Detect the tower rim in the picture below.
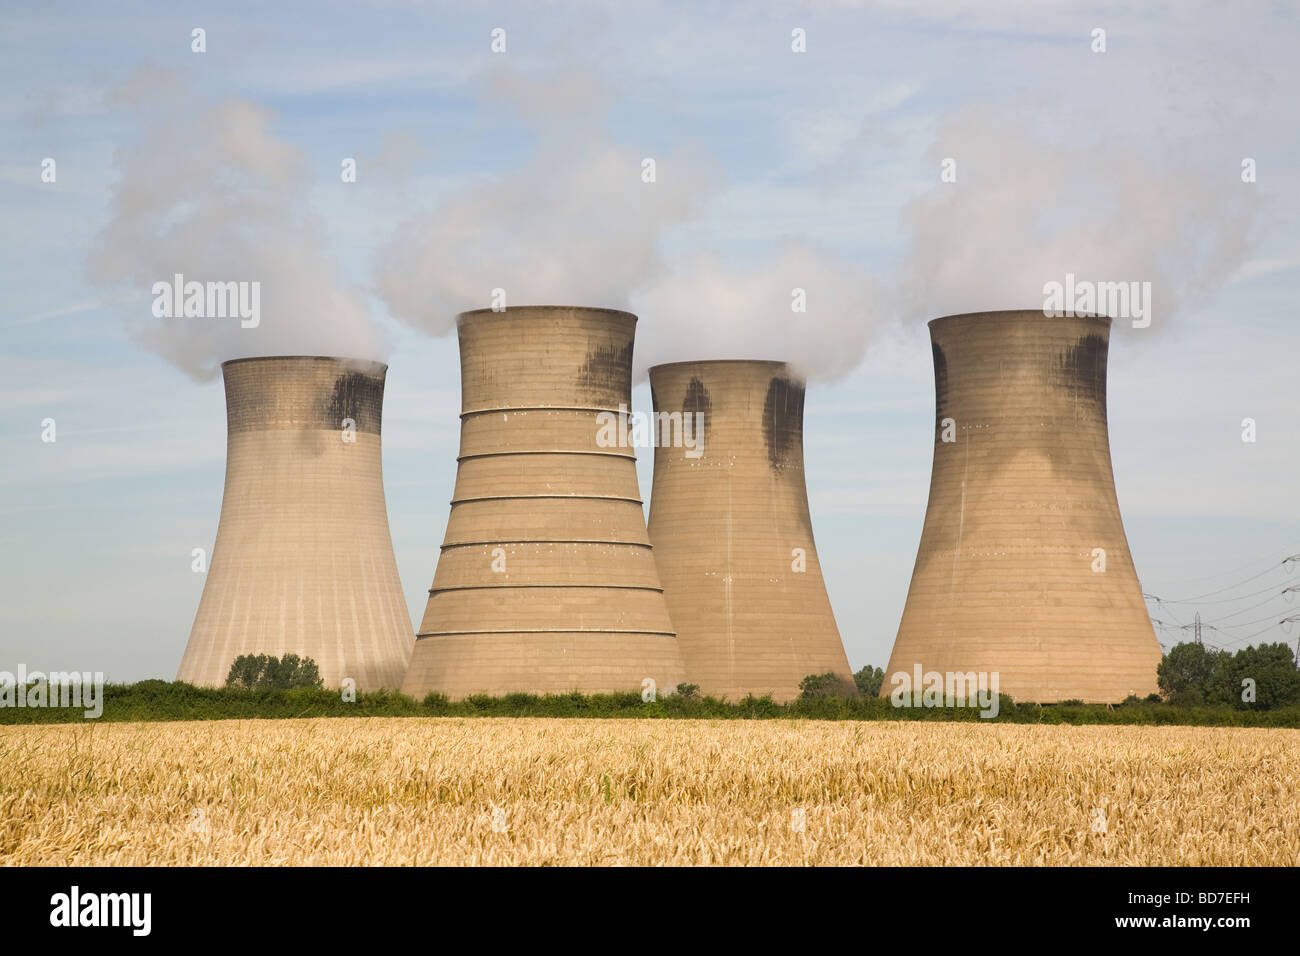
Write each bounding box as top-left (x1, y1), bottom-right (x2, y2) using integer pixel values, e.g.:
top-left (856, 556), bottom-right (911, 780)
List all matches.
top-left (456, 305), bottom-right (638, 324)
top-left (220, 355), bottom-right (388, 373)
top-left (928, 309), bottom-right (1112, 330)
top-left (650, 359), bottom-right (795, 373)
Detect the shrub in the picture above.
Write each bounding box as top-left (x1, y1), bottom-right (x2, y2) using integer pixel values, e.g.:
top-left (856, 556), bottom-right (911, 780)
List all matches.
top-left (2, 675), bottom-right (1297, 727)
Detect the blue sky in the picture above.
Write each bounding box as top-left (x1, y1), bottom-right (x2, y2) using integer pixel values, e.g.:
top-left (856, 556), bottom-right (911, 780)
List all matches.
top-left (2, 0), bottom-right (1298, 681)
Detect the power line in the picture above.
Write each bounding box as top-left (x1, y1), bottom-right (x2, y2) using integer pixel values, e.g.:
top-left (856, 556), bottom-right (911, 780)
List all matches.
top-left (1154, 554), bottom-right (1298, 603)
top-left (1141, 550), bottom-right (1292, 589)
top-left (1212, 616), bottom-right (1300, 650)
top-left (1155, 580), bottom-right (1299, 607)
top-left (1145, 594), bottom-right (1191, 630)
top-left (1210, 609), bottom-right (1299, 630)
top-left (1196, 585), bottom-right (1300, 624)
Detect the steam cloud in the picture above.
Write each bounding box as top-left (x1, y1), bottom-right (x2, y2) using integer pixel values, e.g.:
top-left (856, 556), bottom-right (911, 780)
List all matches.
top-left (91, 70), bottom-right (1254, 385)
top-left (631, 245), bottom-right (882, 381)
top-left (376, 70), bottom-right (715, 338)
top-left (895, 104), bottom-right (1258, 329)
top-left (88, 71), bottom-right (381, 380)
top-left (375, 70), bottom-right (885, 382)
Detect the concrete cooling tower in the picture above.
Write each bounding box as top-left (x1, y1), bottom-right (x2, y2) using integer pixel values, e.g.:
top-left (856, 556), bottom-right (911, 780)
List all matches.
top-left (401, 306), bottom-right (685, 699)
top-left (882, 311), bottom-right (1161, 703)
top-left (177, 356), bottom-right (413, 690)
top-left (646, 360), bottom-right (854, 702)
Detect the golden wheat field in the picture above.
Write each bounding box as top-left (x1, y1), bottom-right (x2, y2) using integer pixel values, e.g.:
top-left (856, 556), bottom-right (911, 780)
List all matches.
top-left (1, 718), bottom-right (1297, 866)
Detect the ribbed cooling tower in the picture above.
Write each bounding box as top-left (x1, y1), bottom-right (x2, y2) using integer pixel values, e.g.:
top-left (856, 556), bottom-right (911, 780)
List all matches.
top-left (401, 306), bottom-right (685, 699)
top-left (177, 356), bottom-right (413, 690)
top-left (883, 311), bottom-right (1161, 703)
top-left (646, 360), bottom-right (854, 702)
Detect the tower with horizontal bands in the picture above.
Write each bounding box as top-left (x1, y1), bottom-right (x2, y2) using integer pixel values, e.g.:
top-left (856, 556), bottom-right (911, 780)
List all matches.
top-left (402, 306), bottom-right (685, 699)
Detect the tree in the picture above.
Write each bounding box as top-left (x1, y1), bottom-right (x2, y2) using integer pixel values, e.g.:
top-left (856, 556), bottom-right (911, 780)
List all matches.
top-left (225, 653), bottom-right (269, 689)
top-left (853, 665), bottom-right (884, 697)
top-left (225, 653), bottom-right (323, 690)
top-left (1158, 641), bottom-right (1300, 710)
top-left (1156, 641), bottom-right (1224, 705)
top-left (1208, 642), bottom-right (1300, 710)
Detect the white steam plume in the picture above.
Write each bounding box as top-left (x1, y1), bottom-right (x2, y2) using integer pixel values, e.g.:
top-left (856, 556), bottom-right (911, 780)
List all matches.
top-left (376, 69), bottom-right (885, 382)
top-left (631, 244), bottom-right (882, 382)
top-left (896, 104), bottom-right (1258, 328)
top-left (375, 69), bottom-right (716, 335)
top-left (88, 70), bottom-right (382, 380)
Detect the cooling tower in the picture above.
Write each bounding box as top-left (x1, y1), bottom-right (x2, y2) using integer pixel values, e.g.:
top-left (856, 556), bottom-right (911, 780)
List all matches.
top-left (883, 311), bottom-right (1161, 703)
top-left (177, 356), bottom-right (413, 690)
top-left (401, 306), bottom-right (685, 699)
top-left (646, 360), bottom-right (854, 702)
